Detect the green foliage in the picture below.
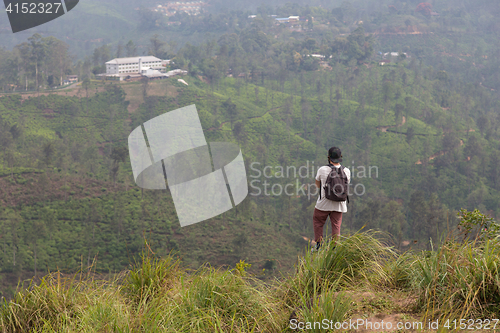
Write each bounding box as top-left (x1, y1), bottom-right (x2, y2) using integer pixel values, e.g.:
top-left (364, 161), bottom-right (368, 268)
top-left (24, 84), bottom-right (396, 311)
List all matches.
top-left (457, 208), bottom-right (500, 242)
top-left (234, 259), bottom-right (251, 277)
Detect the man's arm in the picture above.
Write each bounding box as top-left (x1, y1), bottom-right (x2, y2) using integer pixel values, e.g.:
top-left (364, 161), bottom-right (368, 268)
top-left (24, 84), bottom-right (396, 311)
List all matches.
top-left (315, 179), bottom-right (321, 188)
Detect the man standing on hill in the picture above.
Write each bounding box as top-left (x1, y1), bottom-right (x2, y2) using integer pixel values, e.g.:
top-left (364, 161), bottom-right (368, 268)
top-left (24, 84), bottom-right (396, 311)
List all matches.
top-left (312, 147), bottom-right (351, 252)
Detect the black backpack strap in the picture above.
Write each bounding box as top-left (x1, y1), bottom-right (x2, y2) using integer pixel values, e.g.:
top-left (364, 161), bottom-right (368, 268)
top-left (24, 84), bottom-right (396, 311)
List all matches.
top-left (320, 165), bottom-right (333, 200)
top-left (340, 165), bottom-right (349, 204)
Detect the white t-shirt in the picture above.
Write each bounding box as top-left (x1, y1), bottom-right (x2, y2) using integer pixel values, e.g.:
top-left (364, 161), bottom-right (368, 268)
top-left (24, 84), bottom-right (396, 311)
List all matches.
top-left (315, 165), bottom-right (351, 212)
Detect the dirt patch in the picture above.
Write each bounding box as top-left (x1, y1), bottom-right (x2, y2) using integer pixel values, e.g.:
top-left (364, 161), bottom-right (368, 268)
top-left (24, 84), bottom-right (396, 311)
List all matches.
top-left (376, 116), bottom-right (406, 132)
top-left (197, 75), bottom-right (209, 83)
top-left (415, 139), bottom-right (464, 164)
top-left (42, 108), bottom-right (55, 119)
top-left (350, 313), bottom-right (422, 332)
top-left (121, 81), bottom-right (179, 113)
top-left (343, 290), bottom-right (420, 332)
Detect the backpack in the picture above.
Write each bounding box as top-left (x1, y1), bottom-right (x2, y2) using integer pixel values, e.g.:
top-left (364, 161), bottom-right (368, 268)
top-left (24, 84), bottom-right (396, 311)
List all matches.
top-left (321, 165), bottom-right (349, 203)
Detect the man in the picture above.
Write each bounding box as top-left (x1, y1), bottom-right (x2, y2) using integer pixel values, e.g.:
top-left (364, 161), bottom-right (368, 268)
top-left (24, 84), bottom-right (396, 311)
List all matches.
top-left (312, 147), bottom-right (351, 252)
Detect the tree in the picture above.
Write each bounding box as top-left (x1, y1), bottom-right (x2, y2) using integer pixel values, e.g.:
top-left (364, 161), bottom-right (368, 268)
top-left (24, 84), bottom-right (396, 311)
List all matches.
top-left (138, 7), bottom-right (165, 30)
top-left (110, 147), bottom-right (128, 184)
top-left (125, 40), bottom-right (137, 57)
top-left (307, 16), bottom-right (313, 30)
top-left (92, 45), bottom-right (110, 74)
top-left (415, 3), bottom-right (432, 16)
top-left (442, 132), bottom-right (460, 152)
top-left (436, 70), bottom-right (448, 82)
top-left (0, 55), bottom-right (19, 90)
top-left (222, 98), bottom-right (238, 130)
top-left (488, 151), bottom-right (500, 189)
top-left (301, 98), bottom-right (311, 138)
top-left (406, 126), bottom-right (415, 144)
top-left (395, 103), bottom-right (404, 124)
top-left (141, 77), bottom-right (149, 101)
top-left (25, 218), bottom-right (46, 277)
top-left (409, 190), bottom-right (428, 240)
top-left (45, 36), bottom-right (70, 86)
top-left (17, 34), bottom-right (48, 91)
top-left (149, 34), bottom-right (167, 59)
top-left (476, 114), bottom-right (489, 137)
top-left (382, 81), bottom-right (395, 114)
top-left (346, 26), bottom-right (373, 63)
top-left (380, 201), bottom-right (406, 248)
top-left (116, 41), bottom-right (124, 58)
top-left (28, 34), bottom-right (48, 90)
top-left (233, 121), bottom-right (246, 143)
top-left (464, 136), bottom-right (482, 160)
top-left (47, 75), bottom-right (55, 86)
top-left (43, 142), bottom-right (55, 166)
top-left (82, 78), bottom-right (91, 111)
top-left (336, 89), bottom-right (341, 108)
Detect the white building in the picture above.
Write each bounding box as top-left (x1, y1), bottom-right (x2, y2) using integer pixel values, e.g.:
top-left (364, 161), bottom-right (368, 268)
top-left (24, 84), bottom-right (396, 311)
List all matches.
top-left (383, 52), bottom-right (409, 58)
top-left (105, 56), bottom-right (164, 75)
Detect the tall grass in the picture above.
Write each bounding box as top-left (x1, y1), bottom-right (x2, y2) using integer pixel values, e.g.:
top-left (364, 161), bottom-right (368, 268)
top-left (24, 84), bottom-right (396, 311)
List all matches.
top-left (279, 230), bottom-right (396, 307)
top-left (121, 250), bottom-right (181, 305)
top-left (298, 287), bottom-right (351, 333)
top-left (138, 266), bottom-right (285, 332)
top-left (410, 239), bottom-right (500, 320)
top-left (0, 270), bottom-right (131, 333)
top-left (1, 231), bottom-right (499, 332)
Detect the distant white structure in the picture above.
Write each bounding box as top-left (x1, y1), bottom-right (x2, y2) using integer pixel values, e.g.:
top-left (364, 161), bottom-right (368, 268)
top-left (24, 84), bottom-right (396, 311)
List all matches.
top-left (304, 54), bottom-right (333, 60)
top-left (275, 15), bottom-right (301, 23)
top-left (141, 68), bottom-right (188, 80)
top-left (142, 69), bottom-right (168, 79)
top-left (105, 56), bottom-right (164, 75)
top-left (383, 52), bottom-right (408, 58)
top-left (66, 75), bottom-right (78, 83)
top-left (166, 69), bottom-right (188, 76)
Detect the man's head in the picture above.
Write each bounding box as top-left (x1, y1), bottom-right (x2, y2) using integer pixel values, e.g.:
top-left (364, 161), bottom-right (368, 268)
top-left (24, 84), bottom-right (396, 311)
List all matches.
top-left (328, 147), bottom-right (342, 164)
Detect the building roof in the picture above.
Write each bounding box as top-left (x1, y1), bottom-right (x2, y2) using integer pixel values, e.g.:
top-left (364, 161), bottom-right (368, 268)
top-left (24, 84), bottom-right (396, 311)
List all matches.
top-left (105, 56), bottom-right (162, 65)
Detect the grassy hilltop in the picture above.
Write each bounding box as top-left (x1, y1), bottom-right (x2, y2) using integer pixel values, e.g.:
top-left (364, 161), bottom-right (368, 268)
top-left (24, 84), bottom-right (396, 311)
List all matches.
top-left (2, 231), bottom-right (500, 332)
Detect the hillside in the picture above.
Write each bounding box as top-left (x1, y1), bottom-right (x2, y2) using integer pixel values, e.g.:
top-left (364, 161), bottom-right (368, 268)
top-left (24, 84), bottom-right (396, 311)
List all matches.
top-left (1, 51), bottom-right (499, 298)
